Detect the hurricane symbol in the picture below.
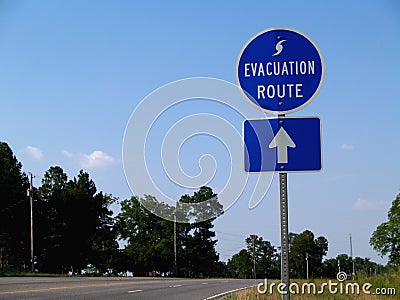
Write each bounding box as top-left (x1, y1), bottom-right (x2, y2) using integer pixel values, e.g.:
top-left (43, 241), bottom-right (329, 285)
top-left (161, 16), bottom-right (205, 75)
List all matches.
top-left (272, 39), bottom-right (286, 56)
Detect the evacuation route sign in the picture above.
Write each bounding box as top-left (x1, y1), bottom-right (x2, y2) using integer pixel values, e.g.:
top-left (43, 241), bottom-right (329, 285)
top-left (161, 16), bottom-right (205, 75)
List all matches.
top-left (243, 117), bottom-right (322, 172)
top-left (237, 28), bottom-right (325, 115)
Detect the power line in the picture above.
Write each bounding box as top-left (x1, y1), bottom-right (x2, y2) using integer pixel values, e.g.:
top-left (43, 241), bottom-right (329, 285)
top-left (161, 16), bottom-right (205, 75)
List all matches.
top-left (216, 246), bottom-right (245, 253)
top-left (215, 231), bottom-right (248, 238)
top-left (216, 236), bottom-right (245, 243)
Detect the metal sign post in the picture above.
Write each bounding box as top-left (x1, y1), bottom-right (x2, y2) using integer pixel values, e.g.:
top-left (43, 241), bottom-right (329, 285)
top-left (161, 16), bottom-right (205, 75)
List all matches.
top-left (279, 172), bottom-right (290, 299)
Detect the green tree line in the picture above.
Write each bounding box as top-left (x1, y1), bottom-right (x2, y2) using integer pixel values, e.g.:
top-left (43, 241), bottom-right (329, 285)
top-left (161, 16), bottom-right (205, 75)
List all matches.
top-left (226, 231), bottom-right (386, 279)
top-left (0, 142), bottom-right (223, 276)
top-left (0, 141), bottom-right (397, 277)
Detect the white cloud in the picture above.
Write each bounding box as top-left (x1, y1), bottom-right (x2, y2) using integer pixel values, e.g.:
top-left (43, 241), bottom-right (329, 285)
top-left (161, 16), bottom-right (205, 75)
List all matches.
top-left (341, 144), bottom-right (355, 151)
top-left (80, 151), bottom-right (118, 169)
top-left (22, 146), bottom-right (44, 160)
top-left (61, 150), bottom-right (74, 158)
top-left (354, 198), bottom-right (386, 210)
top-left (62, 150), bottom-right (119, 169)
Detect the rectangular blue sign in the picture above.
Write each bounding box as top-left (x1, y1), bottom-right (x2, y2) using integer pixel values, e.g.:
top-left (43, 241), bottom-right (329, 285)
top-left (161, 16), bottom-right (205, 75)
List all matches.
top-left (243, 117), bottom-right (322, 172)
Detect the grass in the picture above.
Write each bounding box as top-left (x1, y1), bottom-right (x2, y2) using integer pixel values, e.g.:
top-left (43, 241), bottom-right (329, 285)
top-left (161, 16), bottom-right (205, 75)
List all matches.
top-left (0, 271), bottom-right (65, 277)
top-left (225, 272), bottom-right (399, 300)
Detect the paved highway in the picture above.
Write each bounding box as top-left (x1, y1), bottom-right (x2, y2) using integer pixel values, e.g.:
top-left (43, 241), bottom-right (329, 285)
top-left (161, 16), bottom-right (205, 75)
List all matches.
top-left (0, 277), bottom-right (260, 299)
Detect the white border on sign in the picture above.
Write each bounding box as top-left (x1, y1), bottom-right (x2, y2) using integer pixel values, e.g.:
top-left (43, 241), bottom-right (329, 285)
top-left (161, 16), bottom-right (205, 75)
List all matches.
top-left (236, 27), bottom-right (326, 115)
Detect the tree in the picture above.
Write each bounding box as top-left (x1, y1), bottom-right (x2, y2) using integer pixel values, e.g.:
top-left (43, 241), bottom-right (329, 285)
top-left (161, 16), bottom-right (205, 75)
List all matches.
top-left (0, 142), bottom-right (29, 271)
top-left (178, 187), bottom-right (223, 277)
top-left (89, 192), bottom-right (119, 275)
top-left (322, 255), bottom-right (386, 278)
top-left (227, 249), bottom-right (252, 279)
top-left (370, 194), bottom-right (400, 267)
top-left (226, 235), bottom-right (278, 279)
top-left (115, 195), bottom-right (174, 276)
top-left (36, 167), bottom-right (118, 274)
top-left (35, 166), bottom-right (68, 273)
top-left (336, 253), bottom-right (352, 274)
top-left (289, 230), bottom-right (328, 278)
top-left (322, 258), bottom-right (339, 278)
top-left (353, 257), bottom-right (386, 276)
top-left (245, 235), bottom-right (278, 279)
top-left (116, 186), bottom-right (224, 278)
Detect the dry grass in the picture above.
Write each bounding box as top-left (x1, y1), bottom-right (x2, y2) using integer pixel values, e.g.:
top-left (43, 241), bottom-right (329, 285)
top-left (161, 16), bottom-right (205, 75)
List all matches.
top-left (225, 273), bottom-right (399, 300)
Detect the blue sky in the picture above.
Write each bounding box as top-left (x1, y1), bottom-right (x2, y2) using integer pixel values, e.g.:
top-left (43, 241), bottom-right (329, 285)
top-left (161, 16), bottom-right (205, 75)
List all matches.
top-left (1, 0), bottom-right (399, 265)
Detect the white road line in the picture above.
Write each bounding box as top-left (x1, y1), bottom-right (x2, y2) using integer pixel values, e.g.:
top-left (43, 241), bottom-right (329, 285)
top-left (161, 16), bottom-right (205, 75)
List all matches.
top-left (169, 284), bottom-right (183, 288)
top-left (204, 285), bottom-right (257, 300)
top-left (201, 282), bottom-right (209, 285)
top-left (128, 289), bottom-right (143, 293)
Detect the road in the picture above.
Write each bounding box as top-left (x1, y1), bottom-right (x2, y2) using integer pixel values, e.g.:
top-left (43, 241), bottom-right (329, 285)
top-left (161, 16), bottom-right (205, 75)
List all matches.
top-left (0, 277), bottom-right (260, 300)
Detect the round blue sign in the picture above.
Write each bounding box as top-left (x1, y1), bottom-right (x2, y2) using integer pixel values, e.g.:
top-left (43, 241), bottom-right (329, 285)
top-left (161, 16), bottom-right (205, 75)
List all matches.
top-left (236, 28), bottom-right (325, 114)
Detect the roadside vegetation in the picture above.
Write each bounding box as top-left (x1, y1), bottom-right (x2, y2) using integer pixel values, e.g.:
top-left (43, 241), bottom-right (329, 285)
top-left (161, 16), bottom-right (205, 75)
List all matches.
top-left (226, 270), bottom-right (399, 300)
top-left (0, 271), bottom-right (59, 277)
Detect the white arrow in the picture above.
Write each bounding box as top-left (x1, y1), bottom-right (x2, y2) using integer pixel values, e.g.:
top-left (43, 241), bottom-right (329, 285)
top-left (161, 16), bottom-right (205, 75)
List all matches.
top-left (269, 127), bottom-right (296, 164)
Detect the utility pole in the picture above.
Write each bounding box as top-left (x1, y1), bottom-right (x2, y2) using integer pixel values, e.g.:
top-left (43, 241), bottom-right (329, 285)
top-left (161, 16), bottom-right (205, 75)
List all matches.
top-left (306, 252), bottom-right (309, 280)
top-left (350, 234), bottom-right (355, 277)
top-left (28, 173), bottom-right (34, 273)
top-left (174, 214), bottom-right (177, 277)
top-left (252, 236), bottom-right (256, 279)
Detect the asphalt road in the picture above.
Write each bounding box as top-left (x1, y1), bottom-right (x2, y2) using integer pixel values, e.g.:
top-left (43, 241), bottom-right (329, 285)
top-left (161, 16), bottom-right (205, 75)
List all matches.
top-left (0, 277), bottom-right (260, 300)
